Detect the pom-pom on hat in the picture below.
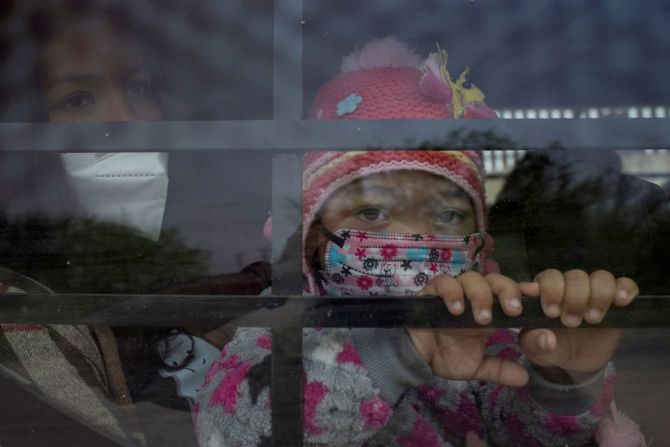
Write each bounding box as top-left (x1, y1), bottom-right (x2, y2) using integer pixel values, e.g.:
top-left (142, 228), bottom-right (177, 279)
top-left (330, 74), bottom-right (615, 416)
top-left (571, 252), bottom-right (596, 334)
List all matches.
top-left (303, 37), bottom-right (498, 292)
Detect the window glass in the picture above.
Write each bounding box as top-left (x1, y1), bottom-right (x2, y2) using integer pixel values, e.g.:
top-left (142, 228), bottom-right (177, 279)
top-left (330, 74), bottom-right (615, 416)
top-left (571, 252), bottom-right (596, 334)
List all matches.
top-left (0, 1), bottom-right (668, 447)
top-left (304, 0), bottom-right (670, 115)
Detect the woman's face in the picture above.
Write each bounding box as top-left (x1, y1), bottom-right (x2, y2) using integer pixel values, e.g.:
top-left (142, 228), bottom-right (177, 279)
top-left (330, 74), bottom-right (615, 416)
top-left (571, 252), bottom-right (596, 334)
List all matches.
top-left (42, 19), bottom-right (162, 122)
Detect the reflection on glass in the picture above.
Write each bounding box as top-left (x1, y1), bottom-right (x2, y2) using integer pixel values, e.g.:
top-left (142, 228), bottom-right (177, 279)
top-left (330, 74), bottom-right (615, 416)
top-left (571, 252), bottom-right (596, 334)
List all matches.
top-left (489, 148), bottom-right (670, 294)
top-left (303, 0), bottom-right (670, 115)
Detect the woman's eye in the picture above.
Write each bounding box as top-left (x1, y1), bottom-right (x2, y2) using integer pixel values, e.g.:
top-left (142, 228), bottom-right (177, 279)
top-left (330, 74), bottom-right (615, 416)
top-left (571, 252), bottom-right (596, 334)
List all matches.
top-left (357, 207), bottom-right (387, 222)
top-left (57, 93), bottom-right (94, 111)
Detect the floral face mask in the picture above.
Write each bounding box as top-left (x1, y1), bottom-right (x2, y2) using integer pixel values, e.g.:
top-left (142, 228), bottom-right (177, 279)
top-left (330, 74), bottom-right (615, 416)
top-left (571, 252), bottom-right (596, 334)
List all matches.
top-left (316, 229), bottom-right (485, 296)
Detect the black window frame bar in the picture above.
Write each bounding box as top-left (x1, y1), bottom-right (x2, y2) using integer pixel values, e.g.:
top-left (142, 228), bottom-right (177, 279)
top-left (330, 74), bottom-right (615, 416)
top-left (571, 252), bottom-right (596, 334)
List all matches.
top-left (1, 294), bottom-right (670, 329)
top-left (0, 119), bottom-right (669, 152)
top-left (271, 0), bottom-right (305, 443)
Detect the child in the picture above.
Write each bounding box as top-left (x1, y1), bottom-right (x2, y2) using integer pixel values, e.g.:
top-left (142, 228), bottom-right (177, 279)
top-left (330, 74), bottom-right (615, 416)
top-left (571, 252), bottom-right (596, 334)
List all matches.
top-left (195, 38), bottom-right (643, 446)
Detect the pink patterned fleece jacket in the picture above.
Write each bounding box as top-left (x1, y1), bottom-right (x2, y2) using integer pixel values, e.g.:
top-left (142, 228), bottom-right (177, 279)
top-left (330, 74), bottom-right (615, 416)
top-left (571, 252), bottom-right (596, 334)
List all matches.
top-left (195, 327), bottom-right (614, 446)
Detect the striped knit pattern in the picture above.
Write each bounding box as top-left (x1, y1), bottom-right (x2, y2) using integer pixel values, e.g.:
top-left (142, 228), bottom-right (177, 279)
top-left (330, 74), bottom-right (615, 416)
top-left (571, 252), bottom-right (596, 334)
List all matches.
top-left (303, 150), bottom-right (486, 230)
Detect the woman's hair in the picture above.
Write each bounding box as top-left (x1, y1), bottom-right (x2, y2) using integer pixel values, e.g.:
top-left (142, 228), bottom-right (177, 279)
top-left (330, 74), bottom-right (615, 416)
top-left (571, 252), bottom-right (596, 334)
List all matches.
top-left (0, 0), bottom-right (275, 121)
top-left (0, 0), bottom-right (140, 121)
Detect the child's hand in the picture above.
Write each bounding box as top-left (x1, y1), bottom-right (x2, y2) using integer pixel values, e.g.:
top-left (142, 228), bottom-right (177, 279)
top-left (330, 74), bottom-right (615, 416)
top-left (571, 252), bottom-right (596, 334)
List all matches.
top-left (518, 269), bottom-right (639, 378)
top-left (409, 272), bottom-right (530, 387)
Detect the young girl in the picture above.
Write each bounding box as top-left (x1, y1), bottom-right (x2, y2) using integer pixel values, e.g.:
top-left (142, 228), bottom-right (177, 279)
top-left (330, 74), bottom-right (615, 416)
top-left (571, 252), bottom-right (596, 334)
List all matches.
top-left (195, 38), bottom-right (643, 446)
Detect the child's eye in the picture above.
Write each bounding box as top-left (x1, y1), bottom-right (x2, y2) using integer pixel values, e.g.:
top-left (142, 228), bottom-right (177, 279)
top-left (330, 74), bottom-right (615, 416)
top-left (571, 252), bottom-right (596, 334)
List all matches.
top-left (434, 209), bottom-right (464, 225)
top-left (356, 206), bottom-right (388, 223)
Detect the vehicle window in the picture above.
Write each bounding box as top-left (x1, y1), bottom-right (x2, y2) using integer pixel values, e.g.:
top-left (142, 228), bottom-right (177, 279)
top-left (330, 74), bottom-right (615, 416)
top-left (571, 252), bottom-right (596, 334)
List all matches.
top-left (0, 1), bottom-right (668, 447)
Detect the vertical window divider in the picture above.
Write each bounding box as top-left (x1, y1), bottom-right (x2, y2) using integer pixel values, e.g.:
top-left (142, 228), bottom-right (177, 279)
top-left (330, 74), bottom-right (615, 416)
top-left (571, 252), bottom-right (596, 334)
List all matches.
top-left (271, 0), bottom-right (305, 445)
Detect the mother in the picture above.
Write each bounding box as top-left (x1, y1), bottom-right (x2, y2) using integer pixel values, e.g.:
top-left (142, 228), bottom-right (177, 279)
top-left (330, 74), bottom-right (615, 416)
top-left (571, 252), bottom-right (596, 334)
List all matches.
top-left (0, 1), bottom-right (271, 445)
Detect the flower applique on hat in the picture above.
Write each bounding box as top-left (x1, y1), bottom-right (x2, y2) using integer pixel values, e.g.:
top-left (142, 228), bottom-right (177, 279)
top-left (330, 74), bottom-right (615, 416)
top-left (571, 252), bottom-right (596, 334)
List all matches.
top-left (336, 94), bottom-right (362, 116)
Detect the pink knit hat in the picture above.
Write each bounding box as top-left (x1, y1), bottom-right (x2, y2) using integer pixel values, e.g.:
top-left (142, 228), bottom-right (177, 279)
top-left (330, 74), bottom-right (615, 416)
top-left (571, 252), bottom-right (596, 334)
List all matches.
top-left (303, 37), bottom-right (499, 292)
top-left (303, 150), bottom-right (487, 237)
top-left (309, 37), bottom-right (498, 121)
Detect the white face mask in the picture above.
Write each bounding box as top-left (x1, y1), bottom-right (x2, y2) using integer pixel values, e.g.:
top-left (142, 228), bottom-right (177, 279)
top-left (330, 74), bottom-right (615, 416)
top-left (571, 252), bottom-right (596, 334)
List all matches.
top-left (61, 152), bottom-right (169, 241)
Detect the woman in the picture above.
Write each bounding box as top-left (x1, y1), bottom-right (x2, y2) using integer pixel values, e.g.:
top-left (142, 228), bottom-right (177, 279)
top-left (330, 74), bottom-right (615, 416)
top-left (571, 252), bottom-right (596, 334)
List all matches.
top-left (0, 1), bottom-right (272, 445)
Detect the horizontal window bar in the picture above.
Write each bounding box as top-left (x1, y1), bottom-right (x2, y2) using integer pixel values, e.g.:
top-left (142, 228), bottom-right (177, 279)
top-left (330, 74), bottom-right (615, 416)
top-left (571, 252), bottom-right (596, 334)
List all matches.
top-left (0, 119), bottom-right (669, 152)
top-left (0, 294), bottom-right (668, 328)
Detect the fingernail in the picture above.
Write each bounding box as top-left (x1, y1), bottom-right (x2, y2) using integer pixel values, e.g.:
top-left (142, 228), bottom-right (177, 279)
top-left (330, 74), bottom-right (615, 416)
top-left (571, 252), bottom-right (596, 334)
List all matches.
top-left (539, 334), bottom-right (549, 350)
top-left (587, 308), bottom-right (602, 322)
top-left (546, 304), bottom-right (561, 317)
top-left (616, 289), bottom-right (628, 304)
top-left (563, 314), bottom-right (582, 327)
top-left (509, 299), bottom-right (522, 310)
top-left (451, 300), bottom-right (463, 314)
top-left (478, 309), bottom-right (492, 322)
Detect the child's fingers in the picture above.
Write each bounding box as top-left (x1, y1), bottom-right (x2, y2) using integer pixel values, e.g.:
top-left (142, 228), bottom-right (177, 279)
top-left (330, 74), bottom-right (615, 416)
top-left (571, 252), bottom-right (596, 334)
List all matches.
top-left (519, 281), bottom-right (540, 297)
top-left (485, 273), bottom-right (523, 316)
top-left (561, 269), bottom-right (591, 328)
top-left (518, 328), bottom-right (559, 362)
top-left (613, 277), bottom-right (640, 307)
top-left (471, 355), bottom-right (529, 387)
top-left (458, 272), bottom-right (493, 325)
top-left (584, 270), bottom-right (616, 324)
top-left (419, 275), bottom-right (465, 315)
top-left (534, 269), bottom-right (565, 318)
